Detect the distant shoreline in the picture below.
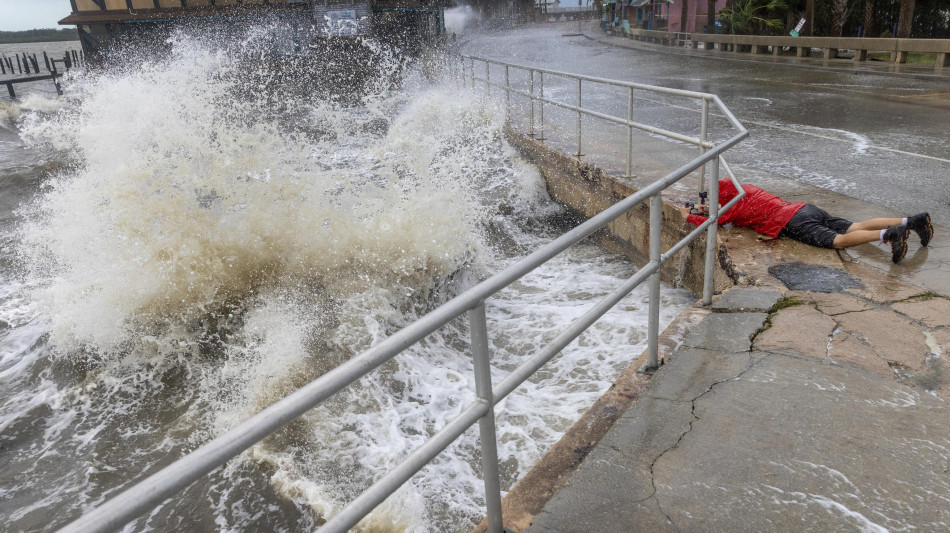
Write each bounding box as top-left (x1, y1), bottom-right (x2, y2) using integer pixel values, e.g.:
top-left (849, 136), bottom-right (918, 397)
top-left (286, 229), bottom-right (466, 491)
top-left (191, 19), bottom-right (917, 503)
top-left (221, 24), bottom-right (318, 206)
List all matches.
top-left (0, 29), bottom-right (80, 45)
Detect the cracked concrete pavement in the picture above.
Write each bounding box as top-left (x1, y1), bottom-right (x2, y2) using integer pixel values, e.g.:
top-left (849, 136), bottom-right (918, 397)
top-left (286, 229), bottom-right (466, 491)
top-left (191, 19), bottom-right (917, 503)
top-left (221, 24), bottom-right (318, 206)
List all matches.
top-left (516, 270), bottom-right (950, 532)
top-left (482, 198), bottom-right (950, 533)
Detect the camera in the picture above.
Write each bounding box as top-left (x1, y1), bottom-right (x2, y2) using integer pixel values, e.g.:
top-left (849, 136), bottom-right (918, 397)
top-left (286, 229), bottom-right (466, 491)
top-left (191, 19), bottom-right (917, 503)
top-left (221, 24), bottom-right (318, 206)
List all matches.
top-left (684, 191), bottom-right (709, 215)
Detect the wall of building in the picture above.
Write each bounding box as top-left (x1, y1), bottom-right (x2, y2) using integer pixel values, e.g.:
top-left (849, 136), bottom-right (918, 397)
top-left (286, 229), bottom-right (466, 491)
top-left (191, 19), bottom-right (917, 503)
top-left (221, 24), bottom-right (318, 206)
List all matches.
top-left (665, 0), bottom-right (727, 33)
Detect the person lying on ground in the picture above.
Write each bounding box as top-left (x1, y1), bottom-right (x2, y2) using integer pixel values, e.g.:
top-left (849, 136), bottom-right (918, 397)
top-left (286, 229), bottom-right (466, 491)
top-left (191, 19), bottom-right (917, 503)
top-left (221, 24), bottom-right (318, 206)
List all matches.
top-left (679, 179), bottom-right (933, 264)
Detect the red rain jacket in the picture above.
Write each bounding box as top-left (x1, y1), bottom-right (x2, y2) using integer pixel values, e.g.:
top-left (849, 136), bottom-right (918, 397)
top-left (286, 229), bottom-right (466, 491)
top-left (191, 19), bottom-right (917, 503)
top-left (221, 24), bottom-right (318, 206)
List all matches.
top-left (686, 179), bottom-right (807, 238)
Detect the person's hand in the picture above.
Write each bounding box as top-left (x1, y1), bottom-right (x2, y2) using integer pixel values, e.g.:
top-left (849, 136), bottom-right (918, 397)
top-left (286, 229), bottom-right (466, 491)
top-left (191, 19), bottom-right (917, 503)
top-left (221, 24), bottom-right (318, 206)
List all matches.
top-left (679, 205), bottom-right (693, 218)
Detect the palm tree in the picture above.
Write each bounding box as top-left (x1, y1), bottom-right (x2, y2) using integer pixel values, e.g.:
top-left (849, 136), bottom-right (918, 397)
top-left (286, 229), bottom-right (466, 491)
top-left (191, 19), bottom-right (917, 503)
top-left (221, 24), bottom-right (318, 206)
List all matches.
top-left (831, 0), bottom-right (852, 36)
top-left (719, 0), bottom-right (789, 34)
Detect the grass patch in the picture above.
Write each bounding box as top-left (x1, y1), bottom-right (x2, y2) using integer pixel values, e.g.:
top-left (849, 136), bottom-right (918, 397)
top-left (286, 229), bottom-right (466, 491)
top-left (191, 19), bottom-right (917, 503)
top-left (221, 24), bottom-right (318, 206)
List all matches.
top-left (906, 291), bottom-right (944, 302)
top-left (752, 296), bottom-right (803, 340)
top-left (868, 52), bottom-right (937, 64)
top-left (769, 296), bottom-right (801, 313)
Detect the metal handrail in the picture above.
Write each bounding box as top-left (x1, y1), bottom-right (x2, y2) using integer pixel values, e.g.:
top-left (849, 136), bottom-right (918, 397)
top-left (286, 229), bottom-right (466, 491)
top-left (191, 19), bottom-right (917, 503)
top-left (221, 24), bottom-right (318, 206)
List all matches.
top-left (458, 54), bottom-right (746, 194)
top-left (57, 57), bottom-right (749, 533)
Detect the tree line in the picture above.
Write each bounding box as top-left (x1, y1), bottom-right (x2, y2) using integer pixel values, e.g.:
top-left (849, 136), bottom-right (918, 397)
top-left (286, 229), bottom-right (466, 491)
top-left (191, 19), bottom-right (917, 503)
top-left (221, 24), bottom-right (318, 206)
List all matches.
top-left (712, 0), bottom-right (950, 37)
top-left (0, 29), bottom-right (81, 45)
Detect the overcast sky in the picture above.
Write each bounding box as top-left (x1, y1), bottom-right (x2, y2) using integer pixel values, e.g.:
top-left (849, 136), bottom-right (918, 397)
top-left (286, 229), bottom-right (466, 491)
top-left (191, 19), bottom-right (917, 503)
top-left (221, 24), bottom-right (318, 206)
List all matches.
top-left (0, 0), bottom-right (73, 32)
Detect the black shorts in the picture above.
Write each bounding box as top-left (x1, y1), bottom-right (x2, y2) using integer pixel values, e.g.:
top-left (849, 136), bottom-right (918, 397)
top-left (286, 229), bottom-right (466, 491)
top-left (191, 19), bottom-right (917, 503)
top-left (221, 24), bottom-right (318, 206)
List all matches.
top-left (780, 204), bottom-right (853, 249)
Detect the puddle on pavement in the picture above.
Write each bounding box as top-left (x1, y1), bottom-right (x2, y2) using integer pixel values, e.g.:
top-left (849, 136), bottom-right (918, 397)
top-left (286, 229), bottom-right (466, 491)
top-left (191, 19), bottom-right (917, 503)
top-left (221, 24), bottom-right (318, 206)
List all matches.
top-left (768, 263), bottom-right (865, 293)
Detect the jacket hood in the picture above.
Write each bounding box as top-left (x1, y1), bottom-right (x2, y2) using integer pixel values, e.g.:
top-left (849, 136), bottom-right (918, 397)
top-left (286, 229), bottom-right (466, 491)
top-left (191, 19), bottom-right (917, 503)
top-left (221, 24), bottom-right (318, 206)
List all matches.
top-left (719, 178), bottom-right (739, 203)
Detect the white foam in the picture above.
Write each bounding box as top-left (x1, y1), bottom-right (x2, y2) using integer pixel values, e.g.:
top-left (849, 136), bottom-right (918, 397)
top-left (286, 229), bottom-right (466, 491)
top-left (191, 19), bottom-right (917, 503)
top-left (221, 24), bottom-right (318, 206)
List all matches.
top-left (3, 31), bottom-right (692, 532)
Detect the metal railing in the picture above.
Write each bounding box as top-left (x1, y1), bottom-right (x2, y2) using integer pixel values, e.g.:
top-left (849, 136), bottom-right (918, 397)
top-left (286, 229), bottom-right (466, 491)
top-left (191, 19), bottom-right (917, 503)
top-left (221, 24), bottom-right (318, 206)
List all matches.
top-left (542, 5), bottom-right (599, 13)
top-left (456, 54), bottom-right (738, 194)
top-left (57, 56), bottom-right (748, 533)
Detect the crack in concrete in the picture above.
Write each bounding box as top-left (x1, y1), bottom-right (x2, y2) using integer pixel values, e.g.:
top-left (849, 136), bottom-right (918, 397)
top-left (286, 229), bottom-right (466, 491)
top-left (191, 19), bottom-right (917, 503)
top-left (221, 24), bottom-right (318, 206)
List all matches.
top-left (646, 351), bottom-right (770, 531)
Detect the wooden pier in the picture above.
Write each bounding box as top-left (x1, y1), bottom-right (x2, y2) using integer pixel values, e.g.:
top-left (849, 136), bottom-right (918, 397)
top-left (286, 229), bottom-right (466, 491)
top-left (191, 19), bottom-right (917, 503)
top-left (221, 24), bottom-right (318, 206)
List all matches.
top-left (0, 49), bottom-right (84, 100)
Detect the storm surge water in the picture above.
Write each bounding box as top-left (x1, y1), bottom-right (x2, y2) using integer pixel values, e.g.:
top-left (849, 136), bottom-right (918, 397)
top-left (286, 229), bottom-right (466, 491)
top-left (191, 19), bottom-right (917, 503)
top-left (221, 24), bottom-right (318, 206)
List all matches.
top-left (0, 32), bottom-right (691, 532)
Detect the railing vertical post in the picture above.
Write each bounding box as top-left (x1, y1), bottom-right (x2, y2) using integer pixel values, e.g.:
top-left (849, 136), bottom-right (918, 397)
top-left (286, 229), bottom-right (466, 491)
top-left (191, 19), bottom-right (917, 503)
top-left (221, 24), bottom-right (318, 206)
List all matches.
top-left (469, 302), bottom-right (504, 533)
top-left (575, 78), bottom-right (582, 159)
top-left (626, 86), bottom-right (634, 178)
top-left (485, 61), bottom-right (490, 95)
top-left (505, 65), bottom-right (510, 119)
top-left (470, 57), bottom-right (475, 88)
top-left (699, 98), bottom-right (709, 196)
top-left (529, 70), bottom-right (535, 138)
top-left (646, 194), bottom-right (662, 370)
top-left (538, 72), bottom-right (545, 141)
top-left (702, 158), bottom-right (720, 306)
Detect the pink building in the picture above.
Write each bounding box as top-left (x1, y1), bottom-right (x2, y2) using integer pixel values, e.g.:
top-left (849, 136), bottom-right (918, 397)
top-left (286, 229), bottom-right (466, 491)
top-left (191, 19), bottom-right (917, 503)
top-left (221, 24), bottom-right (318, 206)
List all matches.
top-left (667, 0), bottom-right (728, 33)
top-left (612, 0), bottom-right (726, 33)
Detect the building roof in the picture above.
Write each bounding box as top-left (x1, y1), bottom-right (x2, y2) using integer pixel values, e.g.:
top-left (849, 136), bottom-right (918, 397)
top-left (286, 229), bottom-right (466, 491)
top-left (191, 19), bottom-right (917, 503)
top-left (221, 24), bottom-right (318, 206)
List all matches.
top-left (59, 0), bottom-right (450, 26)
top-left (59, 4), bottom-right (312, 25)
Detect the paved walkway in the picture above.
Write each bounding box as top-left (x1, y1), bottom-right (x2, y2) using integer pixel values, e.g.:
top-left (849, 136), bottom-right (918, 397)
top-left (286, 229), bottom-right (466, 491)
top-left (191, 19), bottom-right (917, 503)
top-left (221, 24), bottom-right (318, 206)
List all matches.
top-left (474, 207), bottom-right (950, 531)
top-left (491, 215), bottom-right (950, 532)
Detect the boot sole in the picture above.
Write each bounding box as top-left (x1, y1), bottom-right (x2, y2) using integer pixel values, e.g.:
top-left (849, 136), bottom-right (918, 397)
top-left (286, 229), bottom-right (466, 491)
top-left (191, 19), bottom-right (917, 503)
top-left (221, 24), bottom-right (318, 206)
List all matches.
top-left (892, 228), bottom-right (909, 264)
top-left (918, 216), bottom-right (933, 247)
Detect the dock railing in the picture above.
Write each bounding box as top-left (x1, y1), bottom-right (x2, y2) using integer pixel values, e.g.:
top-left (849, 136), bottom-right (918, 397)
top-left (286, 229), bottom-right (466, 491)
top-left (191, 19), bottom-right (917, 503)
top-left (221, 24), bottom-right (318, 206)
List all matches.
top-left (56, 56), bottom-right (748, 533)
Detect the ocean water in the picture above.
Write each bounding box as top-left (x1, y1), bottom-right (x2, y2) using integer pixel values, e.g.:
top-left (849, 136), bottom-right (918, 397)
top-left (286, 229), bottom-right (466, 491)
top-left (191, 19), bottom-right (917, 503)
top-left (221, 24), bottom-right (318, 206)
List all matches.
top-left (0, 32), bottom-right (691, 532)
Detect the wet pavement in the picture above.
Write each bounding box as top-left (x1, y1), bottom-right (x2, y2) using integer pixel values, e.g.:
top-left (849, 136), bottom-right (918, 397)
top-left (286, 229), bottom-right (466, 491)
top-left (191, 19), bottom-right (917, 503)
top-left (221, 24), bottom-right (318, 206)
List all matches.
top-left (466, 24), bottom-right (950, 533)
top-left (503, 247), bottom-right (950, 531)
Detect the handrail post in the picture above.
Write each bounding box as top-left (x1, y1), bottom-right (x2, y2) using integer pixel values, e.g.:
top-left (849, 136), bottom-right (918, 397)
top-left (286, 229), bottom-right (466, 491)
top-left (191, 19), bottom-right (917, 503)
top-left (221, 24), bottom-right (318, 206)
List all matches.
top-left (702, 158), bottom-right (720, 305)
top-left (575, 78), bottom-right (583, 159)
top-left (529, 70), bottom-right (535, 137)
top-left (646, 194), bottom-right (662, 370)
top-left (626, 86), bottom-right (633, 178)
top-left (470, 57), bottom-right (475, 88)
top-left (505, 65), bottom-right (510, 119)
top-left (699, 98), bottom-right (709, 197)
top-left (538, 72), bottom-right (545, 141)
top-left (469, 302), bottom-right (504, 533)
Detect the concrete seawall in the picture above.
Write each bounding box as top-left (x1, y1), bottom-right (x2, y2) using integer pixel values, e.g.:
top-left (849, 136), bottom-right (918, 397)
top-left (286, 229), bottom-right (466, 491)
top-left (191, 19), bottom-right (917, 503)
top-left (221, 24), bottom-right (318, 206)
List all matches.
top-left (504, 126), bottom-right (737, 298)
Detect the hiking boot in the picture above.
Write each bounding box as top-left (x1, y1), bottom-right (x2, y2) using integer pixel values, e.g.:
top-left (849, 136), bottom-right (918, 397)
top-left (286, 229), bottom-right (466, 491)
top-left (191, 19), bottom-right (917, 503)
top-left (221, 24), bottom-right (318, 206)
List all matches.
top-left (883, 225), bottom-right (909, 264)
top-left (907, 212), bottom-right (933, 247)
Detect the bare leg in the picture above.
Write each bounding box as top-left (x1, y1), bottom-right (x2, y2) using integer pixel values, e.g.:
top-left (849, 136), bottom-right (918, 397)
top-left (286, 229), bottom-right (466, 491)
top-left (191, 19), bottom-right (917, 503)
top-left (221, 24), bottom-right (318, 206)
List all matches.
top-left (832, 230), bottom-right (889, 249)
top-left (844, 218), bottom-right (903, 233)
